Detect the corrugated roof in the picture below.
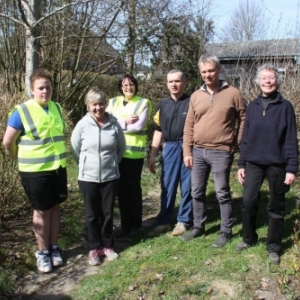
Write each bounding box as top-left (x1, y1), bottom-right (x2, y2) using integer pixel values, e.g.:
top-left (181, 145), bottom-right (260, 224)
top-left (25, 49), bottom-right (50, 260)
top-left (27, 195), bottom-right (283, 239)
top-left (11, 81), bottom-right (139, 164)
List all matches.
top-left (206, 38), bottom-right (300, 59)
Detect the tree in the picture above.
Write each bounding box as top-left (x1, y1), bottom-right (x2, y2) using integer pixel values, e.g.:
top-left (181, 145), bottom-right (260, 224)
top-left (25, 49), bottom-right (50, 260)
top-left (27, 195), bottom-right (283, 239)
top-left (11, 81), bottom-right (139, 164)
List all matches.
top-left (157, 14), bottom-right (214, 92)
top-left (146, 0), bottom-right (214, 91)
top-left (0, 0), bottom-right (25, 93)
top-left (0, 0), bottom-right (124, 98)
top-left (0, 0), bottom-right (215, 103)
top-left (113, 0), bottom-right (214, 91)
top-left (222, 0), bottom-right (265, 42)
top-left (112, 0), bottom-right (172, 73)
top-left (0, 0), bottom-right (96, 96)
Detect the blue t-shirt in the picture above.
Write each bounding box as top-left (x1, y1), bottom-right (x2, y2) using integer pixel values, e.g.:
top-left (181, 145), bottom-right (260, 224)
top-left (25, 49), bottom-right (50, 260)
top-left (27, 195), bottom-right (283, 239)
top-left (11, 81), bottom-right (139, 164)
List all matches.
top-left (8, 110), bottom-right (24, 131)
top-left (8, 107), bottom-right (49, 135)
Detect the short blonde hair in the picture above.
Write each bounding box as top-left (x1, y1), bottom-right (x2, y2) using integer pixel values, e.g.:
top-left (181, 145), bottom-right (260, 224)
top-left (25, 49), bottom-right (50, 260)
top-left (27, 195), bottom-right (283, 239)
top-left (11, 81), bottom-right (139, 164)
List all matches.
top-left (84, 87), bottom-right (107, 105)
top-left (198, 54), bottom-right (220, 68)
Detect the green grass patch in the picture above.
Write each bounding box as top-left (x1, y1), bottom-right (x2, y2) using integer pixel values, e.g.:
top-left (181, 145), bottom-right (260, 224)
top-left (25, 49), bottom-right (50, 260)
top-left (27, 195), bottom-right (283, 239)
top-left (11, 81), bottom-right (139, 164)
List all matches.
top-left (1, 152), bottom-right (300, 299)
top-left (70, 165), bottom-right (300, 300)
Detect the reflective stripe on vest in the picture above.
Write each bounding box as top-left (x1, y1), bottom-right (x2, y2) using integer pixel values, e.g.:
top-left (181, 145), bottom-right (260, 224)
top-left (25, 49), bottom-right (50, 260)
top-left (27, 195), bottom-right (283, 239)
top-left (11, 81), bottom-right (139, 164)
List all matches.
top-left (126, 145), bottom-right (147, 152)
top-left (18, 153), bottom-right (67, 164)
top-left (109, 95), bottom-right (150, 159)
top-left (19, 135), bottom-right (65, 145)
top-left (19, 102), bottom-right (66, 139)
top-left (110, 96), bottom-right (148, 117)
top-left (17, 100), bottom-right (67, 171)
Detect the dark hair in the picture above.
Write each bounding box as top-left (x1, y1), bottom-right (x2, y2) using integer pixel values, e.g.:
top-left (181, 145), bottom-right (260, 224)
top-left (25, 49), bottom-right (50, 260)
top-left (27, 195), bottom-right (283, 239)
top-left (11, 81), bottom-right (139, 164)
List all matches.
top-left (30, 69), bottom-right (53, 89)
top-left (167, 69), bottom-right (186, 81)
top-left (118, 74), bottom-right (138, 95)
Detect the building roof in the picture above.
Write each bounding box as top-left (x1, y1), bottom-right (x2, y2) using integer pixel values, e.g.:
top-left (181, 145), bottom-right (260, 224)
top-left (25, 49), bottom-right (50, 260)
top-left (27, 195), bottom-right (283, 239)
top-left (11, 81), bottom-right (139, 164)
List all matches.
top-left (206, 38), bottom-right (300, 62)
top-left (99, 40), bottom-right (120, 58)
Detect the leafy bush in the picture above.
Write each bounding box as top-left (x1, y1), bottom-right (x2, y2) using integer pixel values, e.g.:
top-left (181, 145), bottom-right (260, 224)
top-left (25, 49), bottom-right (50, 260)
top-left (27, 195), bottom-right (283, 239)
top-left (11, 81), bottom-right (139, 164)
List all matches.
top-left (0, 92), bottom-right (23, 224)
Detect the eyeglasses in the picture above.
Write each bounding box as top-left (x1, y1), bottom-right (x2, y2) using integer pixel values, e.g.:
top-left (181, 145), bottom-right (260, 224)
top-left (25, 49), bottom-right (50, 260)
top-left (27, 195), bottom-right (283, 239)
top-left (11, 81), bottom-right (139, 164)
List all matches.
top-left (122, 84), bottom-right (135, 88)
top-left (261, 77), bottom-right (276, 81)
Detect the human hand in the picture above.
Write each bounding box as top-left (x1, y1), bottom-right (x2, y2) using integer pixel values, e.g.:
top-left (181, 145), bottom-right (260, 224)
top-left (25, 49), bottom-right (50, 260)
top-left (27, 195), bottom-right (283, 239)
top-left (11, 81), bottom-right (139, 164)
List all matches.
top-left (148, 156), bottom-right (156, 174)
top-left (184, 156), bottom-right (193, 169)
top-left (284, 172), bottom-right (295, 185)
top-left (237, 168), bottom-right (245, 184)
top-left (126, 114), bottom-right (139, 124)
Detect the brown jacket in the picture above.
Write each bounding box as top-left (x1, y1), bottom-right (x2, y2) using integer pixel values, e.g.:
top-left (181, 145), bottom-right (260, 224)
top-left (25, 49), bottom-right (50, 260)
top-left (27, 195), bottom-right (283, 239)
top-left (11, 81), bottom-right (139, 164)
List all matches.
top-left (183, 81), bottom-right (246, 157)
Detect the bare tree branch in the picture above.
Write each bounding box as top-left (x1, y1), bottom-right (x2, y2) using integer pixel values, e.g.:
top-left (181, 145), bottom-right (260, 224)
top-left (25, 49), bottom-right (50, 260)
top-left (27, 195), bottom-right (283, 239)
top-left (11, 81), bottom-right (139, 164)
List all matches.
top-left (222, 0), bottom-right (265, 42)
top-left (34, 0), bottom-right (93, 27)
top-left (0, 12), bottom-right (27, 28)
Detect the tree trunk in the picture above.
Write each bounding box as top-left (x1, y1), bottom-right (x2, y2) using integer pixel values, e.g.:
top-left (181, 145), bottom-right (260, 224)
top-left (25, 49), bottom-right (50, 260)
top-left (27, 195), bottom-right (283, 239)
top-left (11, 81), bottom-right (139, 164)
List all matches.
top-left (127, 0), bottom-right (136, 73)
top-left (22, 0), bottom-right (41, 97)
top-left (25, 27), bottom-right (41, 97)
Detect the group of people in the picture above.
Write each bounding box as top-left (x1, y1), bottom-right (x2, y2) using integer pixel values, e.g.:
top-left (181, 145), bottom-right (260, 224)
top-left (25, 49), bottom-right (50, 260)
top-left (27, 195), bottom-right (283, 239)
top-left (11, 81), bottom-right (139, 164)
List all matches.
top-left (3, 54), bottom-right (298, 273)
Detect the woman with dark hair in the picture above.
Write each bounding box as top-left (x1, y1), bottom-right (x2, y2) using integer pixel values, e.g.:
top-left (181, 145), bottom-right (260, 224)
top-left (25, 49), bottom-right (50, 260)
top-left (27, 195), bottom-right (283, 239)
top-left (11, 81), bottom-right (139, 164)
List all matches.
top-left (107, 74), bottom-right (152, 238)
top-left (236, 64), bottom-right (298, 265)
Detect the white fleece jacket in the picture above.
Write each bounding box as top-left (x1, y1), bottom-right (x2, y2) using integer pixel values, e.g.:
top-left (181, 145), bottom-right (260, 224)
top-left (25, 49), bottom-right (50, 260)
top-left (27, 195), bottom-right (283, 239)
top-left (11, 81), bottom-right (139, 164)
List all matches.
top-left (71, 112), bottom-right (126, 183)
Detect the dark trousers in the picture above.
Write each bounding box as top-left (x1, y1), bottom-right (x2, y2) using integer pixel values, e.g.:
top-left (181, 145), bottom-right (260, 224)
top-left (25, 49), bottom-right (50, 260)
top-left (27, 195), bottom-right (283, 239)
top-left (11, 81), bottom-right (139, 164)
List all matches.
top-left (118, 157), bottom-right (144, 229)
top-left (157, 141), bottom-right (193, 226)
top-left (242, 162), bottom-right (287, 253)
top-left (191, 147), bottom-right (233, 234)
top-left (78, 180), bottom-right (117, 250)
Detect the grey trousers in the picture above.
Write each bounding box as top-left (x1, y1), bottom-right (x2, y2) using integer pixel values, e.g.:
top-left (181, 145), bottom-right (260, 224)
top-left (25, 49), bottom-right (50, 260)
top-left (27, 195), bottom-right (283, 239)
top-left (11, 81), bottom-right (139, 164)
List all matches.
top-left (191, 147), bottom-right (233, 234)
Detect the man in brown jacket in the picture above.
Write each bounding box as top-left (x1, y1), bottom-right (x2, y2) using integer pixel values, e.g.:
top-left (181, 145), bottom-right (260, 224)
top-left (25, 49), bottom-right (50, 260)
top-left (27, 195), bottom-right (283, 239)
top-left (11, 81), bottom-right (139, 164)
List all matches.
top-left (181, 54), bottom-right (246, 247)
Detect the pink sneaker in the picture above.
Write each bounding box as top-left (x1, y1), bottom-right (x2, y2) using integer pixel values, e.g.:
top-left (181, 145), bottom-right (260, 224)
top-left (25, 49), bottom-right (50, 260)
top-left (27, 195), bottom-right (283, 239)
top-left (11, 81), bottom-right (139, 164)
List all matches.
top-left (100, 247), bottom-right (118, 261)
top-left (88, 249), bottom-right (100, 266)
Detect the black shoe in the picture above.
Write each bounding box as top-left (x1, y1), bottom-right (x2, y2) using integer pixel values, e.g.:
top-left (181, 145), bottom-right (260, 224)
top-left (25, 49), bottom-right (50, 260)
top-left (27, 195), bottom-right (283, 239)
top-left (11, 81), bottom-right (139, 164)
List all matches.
top-left (114, 228), bottom-right (130, 238)
top-left (127, 227), bottom-right (141, 238)
top-left (236, 241), bottom-right (250, 252)
top-left (212, 232), bottom-right (232, 248)
top-left (268, 252), bottom-right (280, 265)
top-left (181, 228), bottom-right (205, 242)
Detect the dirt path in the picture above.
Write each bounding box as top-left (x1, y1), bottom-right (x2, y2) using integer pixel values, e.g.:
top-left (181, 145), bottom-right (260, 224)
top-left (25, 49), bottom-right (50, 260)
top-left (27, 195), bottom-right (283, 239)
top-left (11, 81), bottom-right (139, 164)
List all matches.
top-left (17, 241), bottom-right (132, 299)
top-left (2, 191), bottom-right (300, 299)
top-left (8, 195), bottom-right (159, 300)
top-left (17, 223), bottom-right (157, 299)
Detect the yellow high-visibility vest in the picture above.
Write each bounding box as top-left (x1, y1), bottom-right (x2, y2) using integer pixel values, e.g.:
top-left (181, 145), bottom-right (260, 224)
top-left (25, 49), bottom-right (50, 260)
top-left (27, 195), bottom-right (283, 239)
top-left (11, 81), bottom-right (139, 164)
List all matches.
top-left (108, 95), bottom-right (152, 159)
top-left (16, 99), bottom-right (67, 172)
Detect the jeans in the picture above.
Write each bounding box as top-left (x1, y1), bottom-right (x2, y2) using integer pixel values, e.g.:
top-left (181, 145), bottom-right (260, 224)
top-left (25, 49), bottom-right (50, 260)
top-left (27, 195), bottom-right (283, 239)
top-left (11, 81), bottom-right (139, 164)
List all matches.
top-left (242, 162), bottom-right (287, 253)
top-left (78, 180), bottom-right (117, 250)
top-left (117, 157), bottom-right (144, 229)
top-left (191, 147), bottom-right (233, 234)
top-left (157, 141), bottom-right (193, 226)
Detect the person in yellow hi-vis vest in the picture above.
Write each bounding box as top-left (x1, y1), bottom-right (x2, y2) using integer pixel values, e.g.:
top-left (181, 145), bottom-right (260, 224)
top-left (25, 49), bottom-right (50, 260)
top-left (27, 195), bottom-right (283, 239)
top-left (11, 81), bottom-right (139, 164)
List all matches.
top-left (106, 74), bottom-right (152, 238)
top-left (3, 69), bottom-right (68, 273)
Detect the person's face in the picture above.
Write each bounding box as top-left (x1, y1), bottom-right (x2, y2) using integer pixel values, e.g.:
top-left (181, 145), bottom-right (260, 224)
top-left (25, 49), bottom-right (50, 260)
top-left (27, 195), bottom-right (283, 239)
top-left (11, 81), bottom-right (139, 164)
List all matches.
top-left (259, 70), bottom-right (277, 97)
top-left (199, 60), bottom-right (221, 88)
top-left (167, 72), bottom-right (186, 98)
top-left (88, 101), bottom-right (106, 121)
top-left (121, 78), bottom-right (136, 100)
top-left (31, 78), bottom-right (52, 107)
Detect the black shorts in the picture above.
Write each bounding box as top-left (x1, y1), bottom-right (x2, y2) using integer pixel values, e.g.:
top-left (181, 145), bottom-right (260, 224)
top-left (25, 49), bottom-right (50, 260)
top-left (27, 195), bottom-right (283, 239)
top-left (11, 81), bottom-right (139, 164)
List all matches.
top-left (20, 166), bottom-right (68, 211)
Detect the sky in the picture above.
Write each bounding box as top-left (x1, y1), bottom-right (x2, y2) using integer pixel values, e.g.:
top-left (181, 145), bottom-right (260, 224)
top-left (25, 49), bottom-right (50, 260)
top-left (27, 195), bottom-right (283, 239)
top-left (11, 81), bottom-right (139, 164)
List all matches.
top-left (212, 0), bottom-right (300, 41)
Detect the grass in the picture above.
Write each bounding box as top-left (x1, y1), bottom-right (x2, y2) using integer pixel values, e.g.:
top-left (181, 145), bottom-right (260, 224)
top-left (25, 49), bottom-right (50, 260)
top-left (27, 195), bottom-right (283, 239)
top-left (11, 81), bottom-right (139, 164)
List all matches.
top-left (69, 162), bottom-right (300, 300)
top-left (70, 209), bottom-right (297, 300)
top-left (0, 153), bottom-right (300, 299)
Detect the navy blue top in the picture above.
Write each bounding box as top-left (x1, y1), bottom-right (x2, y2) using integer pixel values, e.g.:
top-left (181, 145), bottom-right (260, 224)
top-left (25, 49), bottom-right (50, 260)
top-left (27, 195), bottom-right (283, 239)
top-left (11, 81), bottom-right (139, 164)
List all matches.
top-left (154, 93), bottom-right (190, 142)
top-left (238, 91), bottom-right (298, 174)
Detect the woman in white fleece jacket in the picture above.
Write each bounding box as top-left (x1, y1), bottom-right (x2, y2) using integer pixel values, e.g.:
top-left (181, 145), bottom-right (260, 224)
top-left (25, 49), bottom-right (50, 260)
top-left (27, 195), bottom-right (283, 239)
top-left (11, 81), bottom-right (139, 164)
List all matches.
top-left (71, 87), bottom-right (125, 266)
